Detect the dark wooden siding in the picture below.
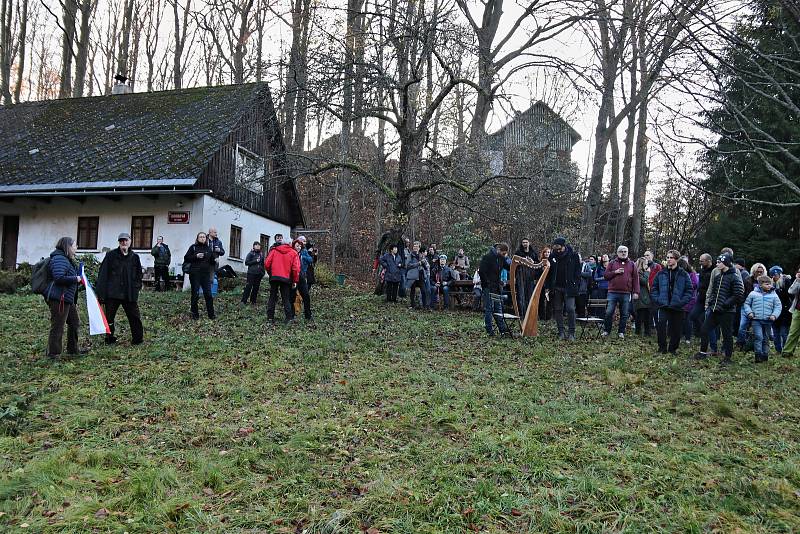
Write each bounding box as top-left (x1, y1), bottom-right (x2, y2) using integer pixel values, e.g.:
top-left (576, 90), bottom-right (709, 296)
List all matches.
top-left (196, 88), bottom-right (302, 226)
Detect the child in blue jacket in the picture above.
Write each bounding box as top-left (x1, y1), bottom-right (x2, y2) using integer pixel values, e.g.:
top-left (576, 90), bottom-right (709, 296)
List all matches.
top-left (743, 275), bottom-right (783, 362)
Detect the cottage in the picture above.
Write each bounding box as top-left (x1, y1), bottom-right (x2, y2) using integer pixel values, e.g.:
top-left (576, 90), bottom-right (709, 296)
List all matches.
top-left (0, 83), bottom-right (304, 274)
top-left (486, 101), bottom-right (581, 177)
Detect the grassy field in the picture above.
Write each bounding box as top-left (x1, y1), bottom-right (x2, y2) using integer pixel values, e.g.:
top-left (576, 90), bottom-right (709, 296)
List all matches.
top-left (1, 286), bottom-right (799, 533)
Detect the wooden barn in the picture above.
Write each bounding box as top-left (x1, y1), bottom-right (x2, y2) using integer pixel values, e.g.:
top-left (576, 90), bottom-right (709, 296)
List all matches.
top-left (0, 83), bottom-right (304, 273)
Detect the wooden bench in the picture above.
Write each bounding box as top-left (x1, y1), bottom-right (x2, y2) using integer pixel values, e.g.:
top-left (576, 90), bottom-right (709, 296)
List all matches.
top-left (448, 279), bottom-right (475, 309)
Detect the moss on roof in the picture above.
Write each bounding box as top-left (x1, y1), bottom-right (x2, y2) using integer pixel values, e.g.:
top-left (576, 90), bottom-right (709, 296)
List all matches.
top-left (0, 83), bottom-right (267, 187)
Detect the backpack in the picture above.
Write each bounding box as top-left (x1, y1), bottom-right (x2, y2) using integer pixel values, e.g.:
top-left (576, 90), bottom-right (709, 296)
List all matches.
top-left (31, 257), bottom-right (52, 295)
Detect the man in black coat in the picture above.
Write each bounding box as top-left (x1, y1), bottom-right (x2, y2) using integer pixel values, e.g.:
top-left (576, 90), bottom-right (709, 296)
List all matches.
top-left (550, 236), bottom-right (581, 341)
top-left (96, 233), bottom-right (144, 345)
top-left (479, 242), bottom-right (511, 337)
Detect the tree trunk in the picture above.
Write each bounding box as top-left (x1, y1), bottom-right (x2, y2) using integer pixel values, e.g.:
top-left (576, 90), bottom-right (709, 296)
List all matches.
top-left (0, 0), bottom-right (12, 105)
top-left (72, 0), bottom-right (92, 97)
top-left (116, 0), bottom-right (135, 77)
top-left (58, 0), bottom-right (78, 98)
top-left (12, 0), bottom-right (27, 103)
top-left (606, 99), bottom-right (620, 244)
top-left (629, 94), bottom-right (649, 257)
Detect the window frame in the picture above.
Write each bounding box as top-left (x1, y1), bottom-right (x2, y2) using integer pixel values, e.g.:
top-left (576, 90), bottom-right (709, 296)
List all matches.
top-left (77, 216), bottom-right (99, 250)
top-left (259, 233), bottom-right (270, 250)
top-left (230, 225), bottom-right (242, 259)
top-left (130, 216), bottom-right (154, 250)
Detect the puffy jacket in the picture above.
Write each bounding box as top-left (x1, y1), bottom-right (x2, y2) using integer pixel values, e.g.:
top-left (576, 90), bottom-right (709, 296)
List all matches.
top-left (244, 249), bottom-right (266, 276)
top-left (593, 264), bottom-right (608, 291)
top-left (96, 248), bottom-right (143, 302)
top-left (150, 244), bottom-right (171, 267)
top-left (264, 244), bottom-right (300, 284)
top-left (405, 252), bottom-right (424, 287)
top-left (684, 271), bottom-right (699, 312)
top-left (743, 287), bottom-right (782, 321)
top-left (651, 267), bottom-right (693, 310)
top-left (705, 268), bottom-right (745, 313)
top-left (46, 249), bottom-right (80, 304)
top-left (184, 243), bottom-right (217, 274)
top-left (299, 248), bottom-right (314, 277)
top-left (604, 257), bottom-right (640, 295)
top-left (380, 252), bottom-right (403, 283)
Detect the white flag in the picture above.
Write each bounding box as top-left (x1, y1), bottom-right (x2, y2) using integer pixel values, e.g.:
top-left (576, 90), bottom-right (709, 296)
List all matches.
top-left (80, 263), bottom-right (110, 335)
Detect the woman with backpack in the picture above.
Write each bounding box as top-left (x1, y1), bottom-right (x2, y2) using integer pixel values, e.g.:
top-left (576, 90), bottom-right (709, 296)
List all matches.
top-left (44, 237), bottom-right (86, 359)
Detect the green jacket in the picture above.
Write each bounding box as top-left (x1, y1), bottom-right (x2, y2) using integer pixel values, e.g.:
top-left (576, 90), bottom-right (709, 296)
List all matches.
top-left (150, 243), bottom-right (171, 267)
top-left (634, 271), bottom-right (651, 309)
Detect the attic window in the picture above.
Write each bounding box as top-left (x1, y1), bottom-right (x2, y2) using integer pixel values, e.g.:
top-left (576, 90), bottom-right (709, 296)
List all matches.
top-left (235, 145), bottom-right (265, 195)
top-left (28, 148), bottom-right (39, 155)
top-left (105, 124), bottom-right (116, 131)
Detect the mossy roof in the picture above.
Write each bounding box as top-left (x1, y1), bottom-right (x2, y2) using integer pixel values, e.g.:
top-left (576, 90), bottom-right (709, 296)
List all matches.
top-left (0, 83), bottom-right (266, 190)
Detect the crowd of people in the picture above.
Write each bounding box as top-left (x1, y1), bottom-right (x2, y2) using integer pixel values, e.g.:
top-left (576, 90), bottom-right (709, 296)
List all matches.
top-left (374, 236), bottom-right (800, 365)
top-left (39, 228), bottom-right (318, 359)
top-left (36, 227), bottom-right (800, 367)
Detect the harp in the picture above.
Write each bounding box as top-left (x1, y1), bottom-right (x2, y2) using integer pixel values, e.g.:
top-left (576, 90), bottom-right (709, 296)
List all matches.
top-left (509, 254), bottom-right (551, 337)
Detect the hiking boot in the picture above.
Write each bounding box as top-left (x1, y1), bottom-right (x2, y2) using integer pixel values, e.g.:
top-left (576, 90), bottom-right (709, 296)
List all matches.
top-left (557, 332), bottom-right (566, 341)
top-left (600, 331), bottom-right (608, 338)
top-left (567, 334), bottom-right (576, 342)
top-left (719, 357), bottom-right (733, 367)
top-left (693, 351), bottom-right (709, 360)
top-left (105, 335), bottom-right (118, 345)
top-left (618, 333), bottom-right (625, 340)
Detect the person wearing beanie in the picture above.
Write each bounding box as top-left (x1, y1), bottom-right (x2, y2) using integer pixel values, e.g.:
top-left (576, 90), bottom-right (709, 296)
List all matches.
top-left (743, 275), bottom-right (782, 362)
top-left (696, 254), bottom-right (744, 365)
top-left (96, 233), bottom-right (144, 343)
top-left (550, 236), bottom-right (581, 341)
top-left (770, 266), bottom-right (793, 352)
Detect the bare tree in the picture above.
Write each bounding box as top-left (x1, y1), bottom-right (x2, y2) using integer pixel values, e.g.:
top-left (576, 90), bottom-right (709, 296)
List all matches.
top-left (196, 0), bottom-right (256, 84)
top-left (168, 0), bottom-right (191, 88)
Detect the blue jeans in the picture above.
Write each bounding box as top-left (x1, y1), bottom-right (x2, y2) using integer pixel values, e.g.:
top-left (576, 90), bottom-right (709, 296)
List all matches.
top-left (483, 290), bottom-right (508, 335)
top-left (430, 285), bottom-right (450, 308)
top-left (753, 320), bottom-right (772, 358)
top-left (604, 292), bottom-right (631, 334)
top-left (773, 322), bottom-right (789, 352)
top-left (736, 308), bottom-right (752, 345)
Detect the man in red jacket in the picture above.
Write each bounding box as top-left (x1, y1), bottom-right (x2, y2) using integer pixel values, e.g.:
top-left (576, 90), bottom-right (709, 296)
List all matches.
top-left (264, 241), bottom-right (300, 323)
top-left (602, 245), bottom-right (640, 338)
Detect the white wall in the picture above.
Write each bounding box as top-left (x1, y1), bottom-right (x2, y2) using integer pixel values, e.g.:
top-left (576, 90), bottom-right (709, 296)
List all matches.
top-left (201, 196), bottom-right (291, 270)
top-left (0, 194), bottom-right (291, 273)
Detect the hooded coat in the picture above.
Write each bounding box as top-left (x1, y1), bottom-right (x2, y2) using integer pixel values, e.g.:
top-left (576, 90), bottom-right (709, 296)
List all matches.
top-left (46, 249), bottom-right (80, 304)
top-left (264, 244), bottom-right (300, 284)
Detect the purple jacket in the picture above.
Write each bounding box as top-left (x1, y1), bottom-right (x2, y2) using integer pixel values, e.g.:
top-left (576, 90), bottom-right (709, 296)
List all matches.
top-left (604, 257), bottom-right (641, 295)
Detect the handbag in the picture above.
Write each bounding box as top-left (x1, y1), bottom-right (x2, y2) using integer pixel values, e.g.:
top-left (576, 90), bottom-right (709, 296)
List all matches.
top-left (182, 261), bottom-right (192, 274)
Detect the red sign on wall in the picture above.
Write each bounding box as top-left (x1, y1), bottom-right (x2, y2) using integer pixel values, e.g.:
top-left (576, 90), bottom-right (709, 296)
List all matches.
top-left (168, 211), bottom-right (190, 224)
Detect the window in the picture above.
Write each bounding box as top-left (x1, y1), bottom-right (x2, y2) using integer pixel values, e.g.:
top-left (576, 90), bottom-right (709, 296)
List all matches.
top-left (235, 144), bottom-right (265, 194)
top-left (130, 216), bottom-right (154, 250)
top-left (230, 225), bottom-right (242, 259)
top-left (260, 233), bottom-right (270, 250)
top-left (77, 217), bottom-right (99, 249)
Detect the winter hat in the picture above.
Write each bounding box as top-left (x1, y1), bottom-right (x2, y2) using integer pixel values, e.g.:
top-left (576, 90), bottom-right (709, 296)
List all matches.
top-left (552, 236), bottom-right (567, 246)
top-left (769, 266), bottom-right (783, 276)
top-left (298, 235), bottom-right (307, 243)
top-left (734, 258), bottom-right (746, 268)
top-left (717, 254), bottom-right (733, 267)
top-left (439, 254), bottom-right (447, 261)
